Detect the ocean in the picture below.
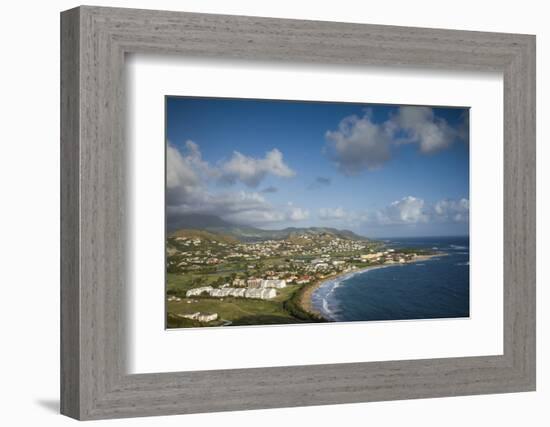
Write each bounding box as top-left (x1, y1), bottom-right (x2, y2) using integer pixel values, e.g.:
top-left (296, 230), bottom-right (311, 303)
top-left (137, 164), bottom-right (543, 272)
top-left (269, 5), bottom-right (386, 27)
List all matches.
top-left (311, 236), bottom-right (470, 322)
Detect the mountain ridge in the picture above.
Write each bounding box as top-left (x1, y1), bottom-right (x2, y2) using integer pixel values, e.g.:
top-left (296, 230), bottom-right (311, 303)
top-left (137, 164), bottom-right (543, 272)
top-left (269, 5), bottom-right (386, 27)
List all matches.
top-left (168, 213), bottom-right (368, 242)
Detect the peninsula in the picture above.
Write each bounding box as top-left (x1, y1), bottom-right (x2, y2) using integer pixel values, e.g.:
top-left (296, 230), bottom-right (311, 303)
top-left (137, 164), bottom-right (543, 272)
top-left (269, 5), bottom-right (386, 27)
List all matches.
top-left (166, 215), bottom-right (440, 328)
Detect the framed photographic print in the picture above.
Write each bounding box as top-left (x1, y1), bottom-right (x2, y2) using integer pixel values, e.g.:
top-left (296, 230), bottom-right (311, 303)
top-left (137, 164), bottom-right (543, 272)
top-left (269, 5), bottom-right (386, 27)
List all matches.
top-left (164, 97), bottom-right (471, 329)
top-left (61, 6), bottom-right (536, 420)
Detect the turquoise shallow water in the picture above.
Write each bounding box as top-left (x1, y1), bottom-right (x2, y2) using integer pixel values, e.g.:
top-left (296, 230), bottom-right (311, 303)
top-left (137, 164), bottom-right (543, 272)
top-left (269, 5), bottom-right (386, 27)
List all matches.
top-left (311, 236), bottom-right (470, 322)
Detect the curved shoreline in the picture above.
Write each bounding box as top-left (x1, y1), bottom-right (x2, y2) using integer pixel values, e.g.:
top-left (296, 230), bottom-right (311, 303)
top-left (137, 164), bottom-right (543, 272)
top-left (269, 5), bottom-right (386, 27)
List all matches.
top-left (297, 254), bottom-right (443, 321)
top-left (298, 267), bottom-right (372, 319)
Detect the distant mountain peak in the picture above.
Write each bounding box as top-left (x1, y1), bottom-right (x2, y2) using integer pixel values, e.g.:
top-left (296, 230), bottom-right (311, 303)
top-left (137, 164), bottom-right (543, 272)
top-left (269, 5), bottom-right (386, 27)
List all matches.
top-left (168, 213), bottom-right (368, 242)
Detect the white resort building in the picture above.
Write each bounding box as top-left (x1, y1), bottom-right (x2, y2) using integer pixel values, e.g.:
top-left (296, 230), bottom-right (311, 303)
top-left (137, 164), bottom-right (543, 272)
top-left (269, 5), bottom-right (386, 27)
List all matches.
top-left (181, 312), bottom-right (200, 320)
top-left (186, 286), bottom-right (277, 300)
top-left (185, 286), bottom-right (214, 297)
top-left (232, 278), bottom-right (246, 287)
top-left (259, 279), bottom-right (286, 289)
top-left (244, 288), bottom-right (277, 299)
top-left (246, 278), bottom-right (263, 288)
top-left (361, 252), bottom-right (383, 261)
top-left (180, 312), bottom-right (218, 322)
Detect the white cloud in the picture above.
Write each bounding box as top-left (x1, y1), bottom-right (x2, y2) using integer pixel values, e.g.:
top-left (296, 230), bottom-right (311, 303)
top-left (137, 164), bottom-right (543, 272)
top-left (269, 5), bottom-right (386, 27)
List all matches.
top-left (168, 190), bottom-right (267, 217)
top-left (287, 207), bottom-right (310, 221)
top-left (220, 148), bottom-right (295, 187)
top-left (372, 196), bottom-right (469, 225)
top-left (433, 198), bottom-right (470, 223)
top-left (318, 207), bottom-right (348, 220)
top-left (166, 142), bottom-right (305, 228)
top-left (166, 141), bottom-right (208, 205)
top-left (325, 107), bottom-right (463, 174)
top-left (167, 141), bottom-right (295, 201)
top-left (325, 113), bottom-right (392, 175)
top-left (316, 197), bottom-right (469, 227)
top-left (211, 200), bottom-right (309, 226)
top-left (392, 106), bottom-right (456, 153)
top-left (167, 188), bottom-right (310, 227)
top-left (377, 196), bottom-right (428, 224)
top-left (223, 209), bottom-right (286, 225)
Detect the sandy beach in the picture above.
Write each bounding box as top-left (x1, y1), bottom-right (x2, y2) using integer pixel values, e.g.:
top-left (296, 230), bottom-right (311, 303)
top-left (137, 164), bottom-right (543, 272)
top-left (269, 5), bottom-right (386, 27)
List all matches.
top-left (298, 267), bottom-right (372, 318)
top-left (297, 253), bottom-right (443, 320)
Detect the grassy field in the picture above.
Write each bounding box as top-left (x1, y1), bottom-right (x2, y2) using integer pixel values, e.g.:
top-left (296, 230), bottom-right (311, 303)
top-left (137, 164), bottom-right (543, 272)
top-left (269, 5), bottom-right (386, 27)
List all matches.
top-left (165, 274), bottom-right (326, 328)
top-left (166, 272), bottom-right (226, 296)
top-left (167, 296), bottom-right (304, 327)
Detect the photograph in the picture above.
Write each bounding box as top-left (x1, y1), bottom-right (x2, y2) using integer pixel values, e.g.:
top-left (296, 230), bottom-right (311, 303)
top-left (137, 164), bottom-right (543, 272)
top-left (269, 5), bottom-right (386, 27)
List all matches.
top-left (165, 97), bottom-right (470, 329)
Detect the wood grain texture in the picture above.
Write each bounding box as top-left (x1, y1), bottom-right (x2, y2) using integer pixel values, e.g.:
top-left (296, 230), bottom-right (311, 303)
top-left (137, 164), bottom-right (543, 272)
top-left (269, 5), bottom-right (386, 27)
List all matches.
top-left (60, 5), bottom-right (536, 420)
top-left (60, 7), bottom-right (80, 419)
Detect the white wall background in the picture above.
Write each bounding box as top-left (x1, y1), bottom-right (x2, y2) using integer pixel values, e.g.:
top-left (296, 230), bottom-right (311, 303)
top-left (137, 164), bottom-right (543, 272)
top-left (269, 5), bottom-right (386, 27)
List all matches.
top-left (0, 0), bottom-right (546, 425)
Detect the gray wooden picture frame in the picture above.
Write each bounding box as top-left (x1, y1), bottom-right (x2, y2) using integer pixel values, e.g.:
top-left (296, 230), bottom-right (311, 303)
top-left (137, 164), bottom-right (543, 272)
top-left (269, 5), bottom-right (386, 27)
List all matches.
top-left (60, 5), bottom-right (536, 420)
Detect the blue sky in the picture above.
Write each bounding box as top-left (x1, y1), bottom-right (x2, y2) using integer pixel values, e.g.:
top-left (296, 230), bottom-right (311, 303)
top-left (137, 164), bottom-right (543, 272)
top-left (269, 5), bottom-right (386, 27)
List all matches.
top-left (166, 97), bottom-right (469, 237)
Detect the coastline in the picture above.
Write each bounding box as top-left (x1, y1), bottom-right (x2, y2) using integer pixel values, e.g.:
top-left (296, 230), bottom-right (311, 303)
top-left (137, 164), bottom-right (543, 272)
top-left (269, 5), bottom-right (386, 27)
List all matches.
top-left (297, 253), bottom-right (443, 321)
top-left (298, 266), bottom-right (373, 319)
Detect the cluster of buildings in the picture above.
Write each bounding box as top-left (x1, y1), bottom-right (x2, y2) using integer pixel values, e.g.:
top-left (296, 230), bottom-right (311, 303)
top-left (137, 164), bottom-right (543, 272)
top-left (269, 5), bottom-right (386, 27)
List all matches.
top-left (174, 236), bottom-right (204, 246)
top-left (179, 312), bottom-right (218, 323)
top-left (319, 238), bottom-right (369, 254)
top-left (232, 278), bottom-right (287, 289)
top-left (181, 277), bottom-right (290, 303)
top-left (170, 232), bottom-right (422, 288)
top-left (167, 233), bottom-right (430, 326)
top-left (186, 286), bottom-right (277, 300)
top-left (167, 234), bottom-right (373, 270)
top-left (356, 249), bottom-right (415, 264)
top-left (170, 234), bottom-right (421, 300)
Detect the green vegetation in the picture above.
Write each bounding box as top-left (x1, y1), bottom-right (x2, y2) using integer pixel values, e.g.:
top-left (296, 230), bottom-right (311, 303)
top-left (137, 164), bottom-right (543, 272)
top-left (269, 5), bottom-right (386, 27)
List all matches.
top-left (166, 293), bottom-right (320, 327)
top-left (165, 224), bottom-right (432, 328)
top-left (397, 247), bottom-right (436, 255)
top-left (284, 285), bottom-right (325, 322)
top-left (167, 273), bottom-right (233, 297)
top-left (169, 228), bottom-right (238, 244)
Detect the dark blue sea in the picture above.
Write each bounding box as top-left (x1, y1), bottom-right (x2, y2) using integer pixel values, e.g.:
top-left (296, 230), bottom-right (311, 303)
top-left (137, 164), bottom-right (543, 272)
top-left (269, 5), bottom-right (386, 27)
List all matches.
top-left (311, 236), bottom-right (470, 322)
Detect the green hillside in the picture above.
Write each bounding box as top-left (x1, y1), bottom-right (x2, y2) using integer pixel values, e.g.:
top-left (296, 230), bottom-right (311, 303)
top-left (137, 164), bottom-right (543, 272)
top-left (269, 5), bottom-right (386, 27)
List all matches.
top-left (168, 228), bottom-right (238, 244)
top-left (168, 214), bottom-right (368, 243)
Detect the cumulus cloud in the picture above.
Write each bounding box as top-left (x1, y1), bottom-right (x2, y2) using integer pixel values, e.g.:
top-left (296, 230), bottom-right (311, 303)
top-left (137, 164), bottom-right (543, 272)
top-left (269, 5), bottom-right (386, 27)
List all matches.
top-left (308, 176), bottom-right (332, 190)
top-left (376, 196), bottom-right (428, 224)
top-left (166, 141), bottom-right (211, 205)
top-left (167, 187), bottom-right (310, 227)
top-left (318, 207), bottom-right (348, 220)
top-left (392, 107), bottom-right (456, 153)
top-left (372, 196), bottom-right (469, 225)
top-left (316, 197), bottom-right (469, 227)
top-left (223, 207), bottom-right (309, 226)
top-left (222, 210), bottom-right (286, 225)
top-left (166, 142), bottom-right (305, 228)
top-left (287, 207), bottom-right (310, 221)
top-left (325, 107), bottom-right (465, 174)
top-left (219, 148), bottom-right (295, 187)
top-left (167, 190), bottom-right (267, 217)
top-left (214, 201), bottom-right (309, 226)
top-left (433, 198), bottom-right (469, 223)
top-left (325, 113), bottom-right (392, 175)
